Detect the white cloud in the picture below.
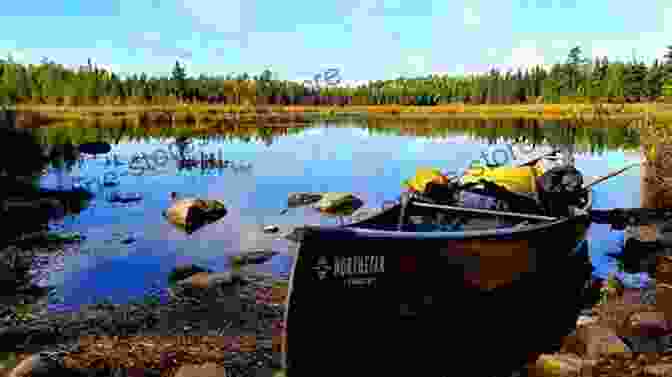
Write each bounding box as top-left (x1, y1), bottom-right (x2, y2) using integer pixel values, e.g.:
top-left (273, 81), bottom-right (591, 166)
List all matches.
top-left (463, 7), bottom-right (480, 26)
top-left (486, 48), bottom-right (497, 58)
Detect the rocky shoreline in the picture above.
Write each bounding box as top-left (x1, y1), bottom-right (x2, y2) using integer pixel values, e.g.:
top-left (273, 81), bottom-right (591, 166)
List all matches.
top-left (0, 238), bottom-right (667, 377)
top-left (0, 271), bottom-right (664, 377)
top-left (0, 267), bottom-right (288, 377)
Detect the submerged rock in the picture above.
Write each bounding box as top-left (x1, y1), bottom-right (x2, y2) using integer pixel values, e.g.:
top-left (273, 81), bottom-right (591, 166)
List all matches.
top-left (120, 236), bottom-right (135, 245)
top-left (231, 250), bottom-right (279, 266)
top-left (107, 192), bottom-right (143, 204)
top-left (263, 225), bottom-right (279, 234)
top-left (349, 207), bottom-right (381, 223)
top-left (168, 264), bottom-right (213, 285)
top-left (287, 193), bottom-right (323, 208)
top-left (164, 198), bottom-right (227, 234)
top-left (312, 192), bottom-right (363, 214)
top-left (175, 271), bottom-right (239, 291)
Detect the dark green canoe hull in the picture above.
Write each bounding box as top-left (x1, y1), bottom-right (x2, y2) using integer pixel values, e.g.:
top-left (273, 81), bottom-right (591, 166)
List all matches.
top-left (283, 203), bottom-right (594, 377)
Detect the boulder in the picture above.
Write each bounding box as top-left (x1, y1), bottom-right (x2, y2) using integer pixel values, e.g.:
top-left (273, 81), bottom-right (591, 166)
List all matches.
top-left (173, 363), bottom-right (227, 377)
top-left (312, 192), bottom-right (363, 214)
top-left (173, 271), bottom-right (240, 297)
top-left (624, 311), bottom-right (672, 337)
top-left (576, 315), bottom-right (598, 328)
top-left (263, 225), bottom-right (280, 234)
top-left (168, 264), bottom-right (213, 285)
top-left (564, 325), bottom-right (632, 359)
top-left (621, 288), bottom-right (644, 305)
top-left (287, 192), bottom-right (323, 208)
top-left (528, 353), bottom-right (596, 377)
top-left (8, 353), bottom-right (65, 377)
top-left (644, 363), bottom-right (672, 376)
top-left (164, 198), bottom-right (227, 234)
top-left (231, 250), bottom-right (279, 266)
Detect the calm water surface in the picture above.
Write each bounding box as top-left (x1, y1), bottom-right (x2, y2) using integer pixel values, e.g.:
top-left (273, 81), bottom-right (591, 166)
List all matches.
top-left (26, 118), bottom-right (647, 310)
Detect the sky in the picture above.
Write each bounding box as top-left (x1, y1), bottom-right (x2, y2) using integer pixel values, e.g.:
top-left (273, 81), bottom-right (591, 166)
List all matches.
top-left (0, 0), bottom-right (670, 83)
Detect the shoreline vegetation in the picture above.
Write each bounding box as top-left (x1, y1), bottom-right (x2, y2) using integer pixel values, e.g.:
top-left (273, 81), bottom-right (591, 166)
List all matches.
top-left (6, 102), bottom-right (672, 127)
top-left (1, 45), bottom-right (672, 377)
top-left (0, 45), bottom-right (671, 126)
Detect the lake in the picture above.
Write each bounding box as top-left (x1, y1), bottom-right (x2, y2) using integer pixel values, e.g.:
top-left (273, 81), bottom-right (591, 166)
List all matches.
top-left (13, 116), bottom-right (648, 311)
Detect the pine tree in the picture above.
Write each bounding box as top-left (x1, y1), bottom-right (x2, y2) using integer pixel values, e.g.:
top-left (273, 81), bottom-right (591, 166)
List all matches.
top-left (623, 59), bottom-right (648, 98)
top-left (171, 61), bottom-right (187, 101)
top-left (663, 46), bottom-right (672, 96)
top-left (565, 46), bottom-right (588, 94)
top-left (645, 59), bottom-right (665, 98)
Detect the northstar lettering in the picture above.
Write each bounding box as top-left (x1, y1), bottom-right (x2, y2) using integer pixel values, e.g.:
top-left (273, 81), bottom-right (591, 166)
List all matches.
top-left (333, 255), bottom-right (384, 277)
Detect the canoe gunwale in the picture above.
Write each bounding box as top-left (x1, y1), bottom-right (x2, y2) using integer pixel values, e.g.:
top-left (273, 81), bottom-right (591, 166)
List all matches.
top-left (282, 190), bottom-right (594, 375)
top-left (294, 188), bottom-right (594, 241)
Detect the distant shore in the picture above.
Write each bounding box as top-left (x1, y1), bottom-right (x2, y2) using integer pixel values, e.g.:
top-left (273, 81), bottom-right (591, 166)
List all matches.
top-left (5, 102), bottom-right (672, 126)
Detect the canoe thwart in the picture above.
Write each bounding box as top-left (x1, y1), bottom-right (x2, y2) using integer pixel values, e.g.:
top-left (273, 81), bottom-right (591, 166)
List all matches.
top-left (411, 201), bottom-right (558, 222)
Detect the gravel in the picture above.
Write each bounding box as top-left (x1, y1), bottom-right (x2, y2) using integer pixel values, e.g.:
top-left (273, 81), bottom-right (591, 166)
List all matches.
top-left (0, 271), bottom-right (288, 377)
top-left (640, 278), bottom-right (656, 306)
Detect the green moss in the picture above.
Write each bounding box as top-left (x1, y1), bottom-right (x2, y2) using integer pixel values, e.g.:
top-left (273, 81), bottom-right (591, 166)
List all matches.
top-left (0, 352), bottom-right (19, 370)
top-left (272, 280), bottom-right (289, 289)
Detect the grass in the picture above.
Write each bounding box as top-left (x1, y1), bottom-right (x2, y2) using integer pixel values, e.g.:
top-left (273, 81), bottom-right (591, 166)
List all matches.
top-left (11, 102), bottom-right (672, 122)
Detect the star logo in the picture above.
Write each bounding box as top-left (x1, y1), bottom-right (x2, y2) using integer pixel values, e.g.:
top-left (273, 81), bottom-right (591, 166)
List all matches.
top-left (313, 256), bottom-right (332, 280)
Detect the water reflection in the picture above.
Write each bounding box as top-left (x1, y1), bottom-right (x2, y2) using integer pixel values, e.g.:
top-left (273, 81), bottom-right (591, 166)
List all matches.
top-left (3, 112), bottom-right (663, 308)
top-left (24, 117), bottom-right (642, 154)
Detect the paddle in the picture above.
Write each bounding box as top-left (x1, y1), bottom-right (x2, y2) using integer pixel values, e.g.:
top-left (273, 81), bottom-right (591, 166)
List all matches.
top-left (548, 162), bottom-right (669, 229)
top-left (582, 162), bottom-right (641, 191)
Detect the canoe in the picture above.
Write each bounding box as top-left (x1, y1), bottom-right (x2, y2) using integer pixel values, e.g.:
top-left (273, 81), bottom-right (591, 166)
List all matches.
top-left (282, 189), bottom-right (594, 377)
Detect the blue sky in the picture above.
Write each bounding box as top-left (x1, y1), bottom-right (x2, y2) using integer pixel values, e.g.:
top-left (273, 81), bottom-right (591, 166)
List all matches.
top-left (0, 0), bottom-right (670, 82)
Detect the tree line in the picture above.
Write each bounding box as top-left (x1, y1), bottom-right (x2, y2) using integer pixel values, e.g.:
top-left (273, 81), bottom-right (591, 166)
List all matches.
top-left (0, 46), bottom-right (671, 107)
